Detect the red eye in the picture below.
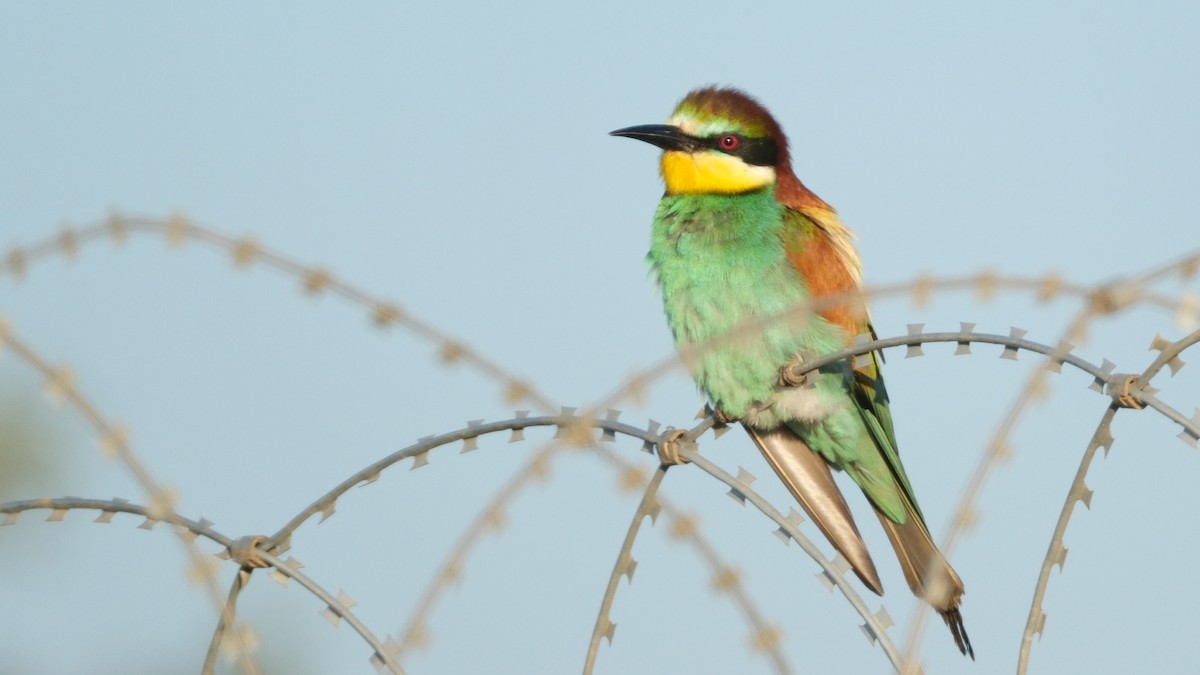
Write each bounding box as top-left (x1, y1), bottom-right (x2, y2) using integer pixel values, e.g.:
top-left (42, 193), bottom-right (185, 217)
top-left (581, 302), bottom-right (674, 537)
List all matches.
top-left (720, 134), bottom-right (739, 150)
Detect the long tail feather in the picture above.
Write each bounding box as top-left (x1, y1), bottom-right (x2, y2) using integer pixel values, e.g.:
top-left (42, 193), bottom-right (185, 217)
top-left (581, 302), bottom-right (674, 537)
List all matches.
top-left (745, 426), bottom-right (883, 595)
top-left (872, 501), bottom-right (973, 659)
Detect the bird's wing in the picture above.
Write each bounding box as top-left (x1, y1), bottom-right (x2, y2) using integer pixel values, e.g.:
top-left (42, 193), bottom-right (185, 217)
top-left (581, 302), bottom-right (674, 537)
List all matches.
top-left (780, 206), bottom-right (922, 519)
top-left (781, 206), bottom-right (971, 655)
top-left (851, 336), bottom-right (969, 654)
top-left (849, 337), bottom-right (924, 522)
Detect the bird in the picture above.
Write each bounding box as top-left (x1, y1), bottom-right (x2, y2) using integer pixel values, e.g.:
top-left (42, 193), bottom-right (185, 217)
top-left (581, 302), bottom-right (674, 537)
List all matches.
top-left (611, 86), bottom-right (973, 658)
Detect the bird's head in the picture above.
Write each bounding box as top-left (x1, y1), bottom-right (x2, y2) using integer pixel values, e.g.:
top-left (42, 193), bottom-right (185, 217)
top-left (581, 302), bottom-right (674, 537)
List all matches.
top-left (611, 86), bottom-right (790, 196)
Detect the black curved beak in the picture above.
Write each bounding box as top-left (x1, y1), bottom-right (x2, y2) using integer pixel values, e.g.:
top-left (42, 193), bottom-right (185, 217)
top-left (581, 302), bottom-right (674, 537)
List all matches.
top-left (609, 124), bottom-right (702, 152)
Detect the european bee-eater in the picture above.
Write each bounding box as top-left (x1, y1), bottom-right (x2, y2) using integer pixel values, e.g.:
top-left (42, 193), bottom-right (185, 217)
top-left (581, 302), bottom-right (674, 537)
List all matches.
top-left (612, 86), bottom-right (972, 658)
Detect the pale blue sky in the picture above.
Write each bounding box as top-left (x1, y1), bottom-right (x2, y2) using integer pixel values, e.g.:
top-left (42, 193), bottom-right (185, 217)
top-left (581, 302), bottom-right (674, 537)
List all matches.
top-left (2, 2), bottom-right (1199, 674)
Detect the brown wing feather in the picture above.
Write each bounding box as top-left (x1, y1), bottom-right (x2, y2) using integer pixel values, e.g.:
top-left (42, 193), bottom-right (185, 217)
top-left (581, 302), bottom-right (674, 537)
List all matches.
top-left (784, 222), bottom-right (861, 336)
top-left (775, 194), bottom-right (865, 341)
top-left (872, 497), bottom-right (974, 659)
top-left (775, 170), bottom-right (974, 657)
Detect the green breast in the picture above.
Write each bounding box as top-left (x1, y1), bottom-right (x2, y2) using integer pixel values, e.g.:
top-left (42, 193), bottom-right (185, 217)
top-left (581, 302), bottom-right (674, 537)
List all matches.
top-left (647, 190), bottom-right (848, 422)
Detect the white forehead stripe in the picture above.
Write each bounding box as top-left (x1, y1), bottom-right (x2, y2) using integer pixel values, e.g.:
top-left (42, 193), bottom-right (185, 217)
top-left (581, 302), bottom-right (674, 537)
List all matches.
top-left (667, 112), bottom-right (728, 138)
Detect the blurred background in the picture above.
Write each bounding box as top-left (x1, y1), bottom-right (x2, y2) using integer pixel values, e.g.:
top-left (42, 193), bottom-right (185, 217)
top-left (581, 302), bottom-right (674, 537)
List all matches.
top-left (2, 2), bottom-right (1199, 673)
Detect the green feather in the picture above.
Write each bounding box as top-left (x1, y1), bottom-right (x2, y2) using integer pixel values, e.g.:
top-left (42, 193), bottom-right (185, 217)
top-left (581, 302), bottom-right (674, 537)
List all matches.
top-left (649, 188), bottom-right (922, 525)
top-left (850, 354), bottom-right (925, 524)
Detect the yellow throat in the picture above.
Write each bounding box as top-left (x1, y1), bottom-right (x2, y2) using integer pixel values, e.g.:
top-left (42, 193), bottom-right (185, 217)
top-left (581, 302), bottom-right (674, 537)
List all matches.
top-left (660, 149), bottom-right (776, 195)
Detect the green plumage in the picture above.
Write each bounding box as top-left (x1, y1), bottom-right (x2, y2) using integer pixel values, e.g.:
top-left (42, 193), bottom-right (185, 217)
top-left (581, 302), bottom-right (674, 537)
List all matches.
top-left (617, 84), bottom-right (971, 657)
top-left (648, 189), bottom-right (913, 523)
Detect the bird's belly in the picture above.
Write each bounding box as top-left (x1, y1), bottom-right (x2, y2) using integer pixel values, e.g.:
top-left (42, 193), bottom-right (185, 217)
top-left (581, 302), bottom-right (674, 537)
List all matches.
top-left (648, 193), bottom-right (851, 429)
top-left (668, 279), bottom-right (848, 429)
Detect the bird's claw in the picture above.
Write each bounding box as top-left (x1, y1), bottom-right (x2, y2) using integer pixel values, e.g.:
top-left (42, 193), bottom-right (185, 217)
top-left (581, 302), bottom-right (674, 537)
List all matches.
top-left (778, 357), bottom-right (809, 388)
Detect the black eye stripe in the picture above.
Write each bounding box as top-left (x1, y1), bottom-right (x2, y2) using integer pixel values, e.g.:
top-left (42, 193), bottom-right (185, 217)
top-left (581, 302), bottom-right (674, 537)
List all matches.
top-left (706, 134), bottom-right (778, 167)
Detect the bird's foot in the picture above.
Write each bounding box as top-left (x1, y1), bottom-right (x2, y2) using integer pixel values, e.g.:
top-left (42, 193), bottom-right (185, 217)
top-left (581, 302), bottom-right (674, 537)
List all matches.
top-left (778, 356), bottom-right (810, 388)
top-left (656, 428), bottom-right (694, 466)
